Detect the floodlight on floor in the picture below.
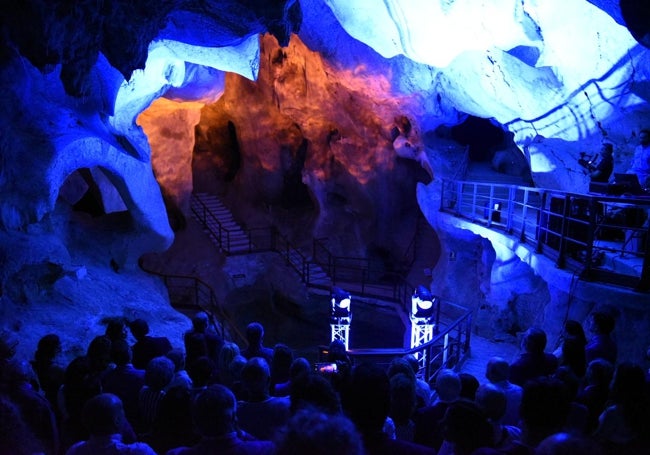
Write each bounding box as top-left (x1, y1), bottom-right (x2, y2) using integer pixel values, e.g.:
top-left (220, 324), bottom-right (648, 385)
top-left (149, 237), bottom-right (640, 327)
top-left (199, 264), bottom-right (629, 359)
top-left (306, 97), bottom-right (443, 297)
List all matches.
top-left (330, 286), bottom-right (352, 320)
top-left (330, 287), bottom-right (351, 350)
top-left (411, 285), bottom-right (435, 321)
top-left (410, 285), bottom-right (436, 370)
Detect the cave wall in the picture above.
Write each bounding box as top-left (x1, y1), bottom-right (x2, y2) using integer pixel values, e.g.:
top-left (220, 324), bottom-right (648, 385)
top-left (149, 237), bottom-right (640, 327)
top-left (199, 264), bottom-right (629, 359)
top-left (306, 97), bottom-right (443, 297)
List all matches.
top-left (190, 34), bottom-right (430, 257)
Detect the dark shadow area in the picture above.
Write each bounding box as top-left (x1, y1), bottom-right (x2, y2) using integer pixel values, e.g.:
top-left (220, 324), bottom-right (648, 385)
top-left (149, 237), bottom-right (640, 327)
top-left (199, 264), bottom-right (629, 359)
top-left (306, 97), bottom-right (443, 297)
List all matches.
top-left (450, 116), bottom-right (506, 162)
top-left (620, 0), bottom-right (650, 48)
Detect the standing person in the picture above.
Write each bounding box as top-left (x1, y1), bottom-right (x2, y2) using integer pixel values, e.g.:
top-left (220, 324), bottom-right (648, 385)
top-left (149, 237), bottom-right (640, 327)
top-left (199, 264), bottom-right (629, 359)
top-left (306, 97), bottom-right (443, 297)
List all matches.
top-left (236, 357), bottom-right (290, 441)
top-left (485, 357), bottom-right (523, 427)
top-left (585, 310), bottom-right (618, 365)
top-left (509, 327), bottom-right (558, 387)
top-left (65, 393), bottom-right (156, 455)
top-left (101, 339), bottom-right (145, 431)
top-left (553, 320), bottom-right (587, 378)
top-left (184, 312), bottom-right (223, 369)
top-left (629, 129), bottom-right (650, 188)
top-left (30, 333), bottom-right (65, 415)
top-left (241, 322), bottom-right (274, 364)
top-left (590, 143), bottom-right (614, 183)
top-left (166, 384), bottom-right (275, 455)
top-left (129, 319), bottom-right (172, 370)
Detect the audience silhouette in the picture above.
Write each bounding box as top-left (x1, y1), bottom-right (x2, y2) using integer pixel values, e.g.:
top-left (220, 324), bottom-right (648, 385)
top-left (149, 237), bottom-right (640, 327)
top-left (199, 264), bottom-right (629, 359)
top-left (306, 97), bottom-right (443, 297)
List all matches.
top-left (3, 314), bottom-right (650, 455)
top-left (241, 322), bottom-right (274, 364)
top-left (166, 384), bottom-right (275, 455)
top-left (509, 327), bottom-right (558, 386)
top-left (130, 319), bottom-right (173, 370)
top-left (65, 393), bottom-right (156, 455)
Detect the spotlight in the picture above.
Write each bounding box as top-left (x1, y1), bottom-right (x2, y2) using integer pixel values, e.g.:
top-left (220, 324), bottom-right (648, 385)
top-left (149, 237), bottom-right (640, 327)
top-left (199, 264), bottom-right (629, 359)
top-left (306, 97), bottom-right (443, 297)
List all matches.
top-left (411, 285), bottom-right (435, 320)
top-left (331, 287), bottom-right (351, 319)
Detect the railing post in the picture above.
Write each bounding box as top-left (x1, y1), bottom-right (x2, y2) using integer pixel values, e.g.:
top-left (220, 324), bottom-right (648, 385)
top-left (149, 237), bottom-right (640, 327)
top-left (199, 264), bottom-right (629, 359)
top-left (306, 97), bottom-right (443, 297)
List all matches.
top-left (637, 222), bottom-right (650, 292)
top-left (520, 188), bottom-right (530, 242)
top-left (536, 191), bottom-right (547, 254)
top-left (583, 197), bottom-right (599, 278)
top-left (555, 194), bottom-right (573, 269)
top-left (506, 186), bottom-right (515, 233)
top-left (456, 181), bottom-right (463, 216)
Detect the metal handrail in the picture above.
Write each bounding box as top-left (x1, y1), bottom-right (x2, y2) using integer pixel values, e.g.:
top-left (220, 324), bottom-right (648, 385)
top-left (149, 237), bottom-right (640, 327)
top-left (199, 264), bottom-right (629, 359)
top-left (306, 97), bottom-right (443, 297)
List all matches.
top-left (138, 259), bottom-right (246, 347)
top-left (163, 194), bottom-right (474, 377)
top-left (440, 179), bottom-right (650, 291)
top-left (342, 309), bottom-right (473, 383)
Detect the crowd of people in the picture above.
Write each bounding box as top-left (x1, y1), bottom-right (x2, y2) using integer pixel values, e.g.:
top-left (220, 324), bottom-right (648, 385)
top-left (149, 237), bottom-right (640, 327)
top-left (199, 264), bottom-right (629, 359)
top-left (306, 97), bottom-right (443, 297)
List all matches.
top-left (1, 309), bottom-right (650, 455)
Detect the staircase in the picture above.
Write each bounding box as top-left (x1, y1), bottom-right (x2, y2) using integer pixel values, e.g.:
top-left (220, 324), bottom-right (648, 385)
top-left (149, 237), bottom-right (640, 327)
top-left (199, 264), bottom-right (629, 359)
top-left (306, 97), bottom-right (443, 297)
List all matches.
top-left (191, 192), bottom-right (332, 289)
top-left (191, 193), bottom-right (251, 254)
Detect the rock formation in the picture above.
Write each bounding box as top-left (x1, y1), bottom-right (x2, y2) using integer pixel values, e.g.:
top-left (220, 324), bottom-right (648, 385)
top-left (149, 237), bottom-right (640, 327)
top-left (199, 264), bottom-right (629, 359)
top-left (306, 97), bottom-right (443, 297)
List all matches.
top-left (1, 0), bottom-right (649, 361)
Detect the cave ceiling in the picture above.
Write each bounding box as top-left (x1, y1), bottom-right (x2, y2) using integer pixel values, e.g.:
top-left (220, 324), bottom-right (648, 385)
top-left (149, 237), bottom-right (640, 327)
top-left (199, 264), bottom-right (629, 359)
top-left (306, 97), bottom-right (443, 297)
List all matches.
top-left (0, 0), bottom-right (649, 264)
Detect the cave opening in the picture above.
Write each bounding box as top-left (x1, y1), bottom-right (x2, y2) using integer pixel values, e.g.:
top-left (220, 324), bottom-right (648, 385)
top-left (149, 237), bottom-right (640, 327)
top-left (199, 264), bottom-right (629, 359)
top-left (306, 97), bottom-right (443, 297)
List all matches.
top-left (450, 116), bottom-right (507, 162)
top-left (58, 167), bottom-right (133, 229)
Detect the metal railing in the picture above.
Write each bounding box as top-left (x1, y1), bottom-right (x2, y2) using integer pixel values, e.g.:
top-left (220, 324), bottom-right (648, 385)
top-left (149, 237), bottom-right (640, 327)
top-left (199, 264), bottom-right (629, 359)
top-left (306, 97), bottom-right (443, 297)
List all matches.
top-left (312, 238), bottom-right (430, 318)
top-left (155, 194), bottom-right (476, 379)
top-left (138, 260), bottom-right (246, 347)
top-left (322, 309), bottom-right (473, 384)
top-left (440, 179), bottom-right (650, 292)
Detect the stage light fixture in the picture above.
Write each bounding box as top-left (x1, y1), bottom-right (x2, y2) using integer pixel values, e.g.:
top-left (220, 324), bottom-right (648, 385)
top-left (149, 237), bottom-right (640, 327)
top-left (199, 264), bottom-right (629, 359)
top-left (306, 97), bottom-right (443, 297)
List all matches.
top-left (411, 285), bottom-right (435, 320)
top-left (331, 286), bottom-right (352, 319)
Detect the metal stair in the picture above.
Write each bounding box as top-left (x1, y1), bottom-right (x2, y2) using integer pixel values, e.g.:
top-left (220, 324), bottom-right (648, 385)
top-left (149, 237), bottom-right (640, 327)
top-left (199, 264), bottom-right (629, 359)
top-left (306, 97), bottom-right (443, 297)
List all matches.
top-left (191, 193), bottom-right (251, 254)
top-left (191, 192), bottom-right (332, 288)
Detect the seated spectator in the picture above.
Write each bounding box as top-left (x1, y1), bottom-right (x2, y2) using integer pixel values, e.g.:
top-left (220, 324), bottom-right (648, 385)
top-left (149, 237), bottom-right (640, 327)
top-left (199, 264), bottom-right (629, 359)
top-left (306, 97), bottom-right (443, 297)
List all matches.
top-left (215, 341), bottom-right (241, 388)
top-left (553, 366), bottom-right (589, 435)
top-left (577, 358), bottom-right (614, 433)
top-left (129, 318), bottom-right (172, 370)
top-left (236, 357), bottom-right (291, 441)
top-left (143, 385), bottom-right (197, 454)
top-left (167, 384), bottom-right (274, 455)
top-left (183, 312), bottom-right (223, 369)
top-left (138, 356), bottom-right (174, 434)
top-left (413, 368), bottom-right (461, 450)
top-left (103, 318), bottom-right (129, 345)
top-left (274, 408), bottom-right (363, 455)
top-left (164, 348), bottom-right (192, 391)
top-left (403, 354), bottom-right (432, 407)
top-left (30, 333), bottom-right (65, 416)
top-left (65, 393), bottom-right (156, 455)
top-left (438, 399), bottom-right (494, 455)
top-left (2, 358), bottom-right (59, 455)
top-left (593, 362), bottom-right (650, 453)
top-left (485, 356), bottom-right (523, 426)
top-left (325, 339), bottom-right (353, 395)
top-left (186, 356), bottom-right (216, 397)
top-left (389, 372), bottom-right (417, 442)
top-left (585, 311), bottom-right (618, 365)
top-left (101, 339), bottom-right (145, 431)
top-left (273, 356), bottom-right (311, 398)
top-left (536, 432), bottom-right (604, 455)
top-left (386, 357), bottom-right (419, 431)
top-left (509, 327), bottom-right (558, 387)
top-left (342, 362), bottom-right (436, 454)
top-left (290, 372), bottom-right (342, 415)
top-left (241, 322), bottom-right (274, 364)
top-left (475, 383), bottom-right (522, 450)
top-left (0, 394), bottom-right (46, 455)
top-left (227, 355), bottom-right (248, 400)
top-left (517, 377), bottom-right (570, 450)
top-left (86, 335), bottom-right (114, 383)
top-left (58, 355), bottom-right (103, 451)
top-left (459, 372), bottom-right (480, 400)
top-left (553, 320), bottom-right (587, 378)
top-left (270, 343), bottom-right (293, 397)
